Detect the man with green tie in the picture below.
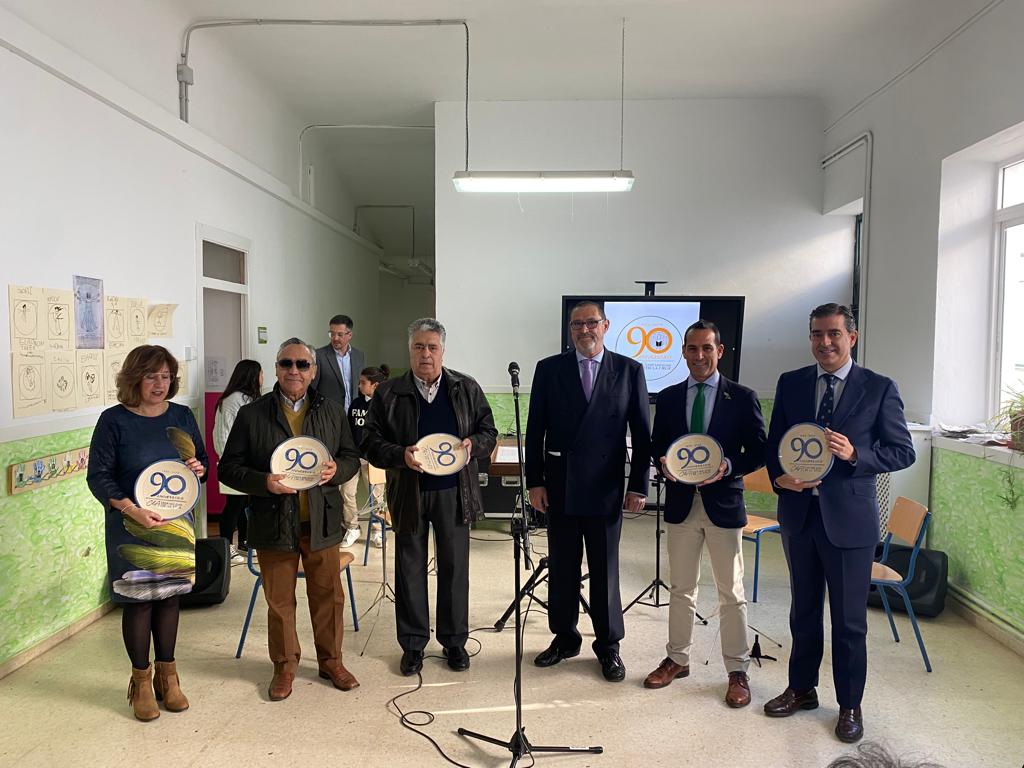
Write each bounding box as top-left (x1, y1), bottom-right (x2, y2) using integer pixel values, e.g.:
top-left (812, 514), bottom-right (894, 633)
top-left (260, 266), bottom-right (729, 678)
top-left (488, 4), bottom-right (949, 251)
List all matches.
top-left (644, 320), bottom-right (767, 707)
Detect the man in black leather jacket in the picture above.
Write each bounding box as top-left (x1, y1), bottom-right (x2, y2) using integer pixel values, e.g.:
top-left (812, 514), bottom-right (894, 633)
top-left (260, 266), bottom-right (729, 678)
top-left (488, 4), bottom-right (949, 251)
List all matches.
top-left (362, 318), bottom-right (497, 676)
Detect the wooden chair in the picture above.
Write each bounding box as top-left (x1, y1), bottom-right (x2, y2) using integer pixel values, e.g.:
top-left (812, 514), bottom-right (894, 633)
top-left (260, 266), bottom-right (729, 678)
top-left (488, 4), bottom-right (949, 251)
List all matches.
top-left (871, 496), bottom-right (933, 672)
top-left (741, 467), bottom-right (780, 603)
top-left (362, 463), bottom-right (391, 566)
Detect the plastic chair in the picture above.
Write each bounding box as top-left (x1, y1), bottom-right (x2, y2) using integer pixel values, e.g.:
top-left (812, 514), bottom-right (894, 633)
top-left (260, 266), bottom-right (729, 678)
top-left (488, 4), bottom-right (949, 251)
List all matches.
top-left (871, 496), bottom-right (933, 672)
top-left (235, 546), bottom-right (359, 658)
top-left (741, 467), bottom-right (781, 603)
top-left (362, 463), bottom-right (391, 566)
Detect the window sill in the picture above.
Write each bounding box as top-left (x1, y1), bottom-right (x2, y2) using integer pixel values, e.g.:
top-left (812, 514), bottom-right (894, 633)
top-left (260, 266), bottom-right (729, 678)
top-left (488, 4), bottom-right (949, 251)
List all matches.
top-left (933, 435), bottom-right (1022, 467)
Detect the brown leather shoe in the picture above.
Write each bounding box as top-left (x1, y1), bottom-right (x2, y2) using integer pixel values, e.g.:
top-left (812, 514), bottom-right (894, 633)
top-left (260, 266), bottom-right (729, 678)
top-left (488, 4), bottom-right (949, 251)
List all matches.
top-left (268, 671), bottom-right (295, 701)
top-left (643, 658), bottom-right (690, 689)
top-left (763, 687), bottom-right (818, 717)
top-left (319, 662), bottom-right (360, 691)
top-left (725, 671), bottom-right (751, 708)
top-left (835, 707), bottom-right (864, 743)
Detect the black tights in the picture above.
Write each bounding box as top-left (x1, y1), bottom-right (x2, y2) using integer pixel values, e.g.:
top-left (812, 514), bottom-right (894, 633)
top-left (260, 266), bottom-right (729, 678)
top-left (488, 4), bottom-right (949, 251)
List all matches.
top-left (122, 598), bottom-right (180, 670)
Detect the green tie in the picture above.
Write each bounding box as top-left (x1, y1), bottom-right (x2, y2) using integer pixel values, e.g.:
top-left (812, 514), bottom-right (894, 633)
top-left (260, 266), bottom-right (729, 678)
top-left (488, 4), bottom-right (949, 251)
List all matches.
top-left (691, 383), bottom-right (706, 434)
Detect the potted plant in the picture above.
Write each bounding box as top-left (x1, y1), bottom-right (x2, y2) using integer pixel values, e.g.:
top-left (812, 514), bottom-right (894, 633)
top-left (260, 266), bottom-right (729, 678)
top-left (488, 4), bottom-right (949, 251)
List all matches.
top-left (995, 387), bottom-right (1024, 452)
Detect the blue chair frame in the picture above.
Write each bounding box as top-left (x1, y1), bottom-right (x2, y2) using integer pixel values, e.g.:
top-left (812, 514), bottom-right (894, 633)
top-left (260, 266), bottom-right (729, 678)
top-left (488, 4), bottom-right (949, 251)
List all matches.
top-left (871, 498), bottom-right (933, 673)
top-left (742, 516), bottom-right (780, 603)
top-left (235, 547), bottom-right (359, 659)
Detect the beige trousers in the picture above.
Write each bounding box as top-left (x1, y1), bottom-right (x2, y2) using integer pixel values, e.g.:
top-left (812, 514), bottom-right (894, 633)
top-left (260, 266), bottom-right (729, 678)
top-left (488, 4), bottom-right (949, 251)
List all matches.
top-left (666, 494), bottom-right (750, 673)
top-left (340, 473), bottom-right (359, 530)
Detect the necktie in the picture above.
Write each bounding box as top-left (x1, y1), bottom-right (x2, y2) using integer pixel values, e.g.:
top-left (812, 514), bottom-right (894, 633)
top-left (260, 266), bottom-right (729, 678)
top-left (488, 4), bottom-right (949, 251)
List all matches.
top-left (816, 374), bottom-right (836, 427)
top-left (691, 382), bottom-right (706, 434)
top-left (581, 358), bottom-right (595, 401)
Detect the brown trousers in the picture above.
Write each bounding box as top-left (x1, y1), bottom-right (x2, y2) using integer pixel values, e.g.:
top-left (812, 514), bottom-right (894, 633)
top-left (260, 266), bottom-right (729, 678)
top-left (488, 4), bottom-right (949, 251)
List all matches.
top-left (257, 532), bottom-right (345, 674)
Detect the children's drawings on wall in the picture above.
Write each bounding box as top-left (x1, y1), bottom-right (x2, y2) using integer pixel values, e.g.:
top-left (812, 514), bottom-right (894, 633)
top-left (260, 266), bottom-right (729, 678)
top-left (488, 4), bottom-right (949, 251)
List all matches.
top-left (11, 352), bottom-right (48, 418)
top-left (45, 290), bottom-right (72, 350)
top-left (103, 349), bottom-right (127, 406)
top-left (146, 303), bottom-right (176, 338)
top-left (76, 350), bottom-right (103, 410)
top-left (8, 280), bottom-right (182, 418)
top-left (73, 275), bottom-right (105, 350)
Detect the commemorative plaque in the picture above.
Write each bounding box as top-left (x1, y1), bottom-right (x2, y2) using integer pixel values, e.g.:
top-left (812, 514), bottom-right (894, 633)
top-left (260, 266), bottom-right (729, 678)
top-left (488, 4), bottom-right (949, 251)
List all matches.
top-left (664, 433), bottom-right (725, 485)
top-left (779, 422), bottom-right (834, 482)
top-left (415, 432), bottom-right (469, 476)
top-left (133, 459), bottom-right (201, 520)
top-left (270, 436), bottom-right (332, 490)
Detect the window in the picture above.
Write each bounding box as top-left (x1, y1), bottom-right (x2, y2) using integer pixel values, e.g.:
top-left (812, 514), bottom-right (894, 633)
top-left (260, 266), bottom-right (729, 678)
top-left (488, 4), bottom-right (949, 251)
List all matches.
top-left (995, 159), bottom-right (1024, 408)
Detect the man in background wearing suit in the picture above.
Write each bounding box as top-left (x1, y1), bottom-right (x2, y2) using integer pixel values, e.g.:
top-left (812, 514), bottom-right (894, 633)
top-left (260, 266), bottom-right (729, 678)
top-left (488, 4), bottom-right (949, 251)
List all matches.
top-left (314, 314), bottom-right (366, 547)
top-left (764, 303), bottom-right (915, 743)
top-left (526, 300), bottom-right (651, 682)
top-left (644, 320), bottom-right (766, 707)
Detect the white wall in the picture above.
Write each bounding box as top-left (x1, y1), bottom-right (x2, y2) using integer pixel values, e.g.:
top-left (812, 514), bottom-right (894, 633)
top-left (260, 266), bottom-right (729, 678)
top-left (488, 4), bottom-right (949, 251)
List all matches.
top-left (435, 98), bottom-right (854, 393)
top-left (376, 275), bottom-right (436, 371)
top-left (0, 11), bottom-right (381, 440)
top-left (820, 0), bottom-right (1024, 423)
top-left (0, 0), bottom-right (362, 225)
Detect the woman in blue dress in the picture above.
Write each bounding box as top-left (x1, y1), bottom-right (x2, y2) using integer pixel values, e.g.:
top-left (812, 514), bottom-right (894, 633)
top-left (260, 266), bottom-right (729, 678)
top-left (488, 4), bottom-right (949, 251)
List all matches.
top-left (87, 345), bottom-right (208, 722)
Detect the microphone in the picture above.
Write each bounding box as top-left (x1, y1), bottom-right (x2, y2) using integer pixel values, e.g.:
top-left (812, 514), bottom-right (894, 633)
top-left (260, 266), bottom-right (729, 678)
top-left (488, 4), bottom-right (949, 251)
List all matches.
top-left (508, 361), bottom-right (520, 388)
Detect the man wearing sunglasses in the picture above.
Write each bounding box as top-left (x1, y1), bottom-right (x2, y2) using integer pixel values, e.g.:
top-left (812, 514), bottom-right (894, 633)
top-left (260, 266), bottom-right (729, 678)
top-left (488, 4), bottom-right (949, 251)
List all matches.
top-left (219, 337), bottom-right (361, 701)
top-left (526, 300), bottom-right (651, 683)
top-left (313, 314), bottom-right (366, 548)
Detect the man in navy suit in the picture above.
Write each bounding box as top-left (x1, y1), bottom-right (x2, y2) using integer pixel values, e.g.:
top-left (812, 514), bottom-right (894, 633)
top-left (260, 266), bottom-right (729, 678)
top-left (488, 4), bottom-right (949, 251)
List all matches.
top-left (644, 320), bottom-right (766, 707)
top-left (764, 303), bottom-right (915, 743)
top-left (526, 300), bottom-right (651, 682)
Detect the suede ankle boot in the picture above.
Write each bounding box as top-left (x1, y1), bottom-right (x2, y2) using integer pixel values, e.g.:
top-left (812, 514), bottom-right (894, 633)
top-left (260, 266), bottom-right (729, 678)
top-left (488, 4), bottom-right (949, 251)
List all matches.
top-left (153, 660), bottom-right (189, 712)
top-left (128, 665), bottom-right (159, 721)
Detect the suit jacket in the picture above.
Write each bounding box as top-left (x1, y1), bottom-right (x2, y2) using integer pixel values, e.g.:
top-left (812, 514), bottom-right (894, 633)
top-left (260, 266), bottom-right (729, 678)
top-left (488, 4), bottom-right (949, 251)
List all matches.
top-left (525, 349), bottom-right (651, 517)
top-left (313, 344), bottom-right (366, 407)
top-left (766, 363), bottom-right (916, 548)
top-left (652, 376), bottom-right (767, 528)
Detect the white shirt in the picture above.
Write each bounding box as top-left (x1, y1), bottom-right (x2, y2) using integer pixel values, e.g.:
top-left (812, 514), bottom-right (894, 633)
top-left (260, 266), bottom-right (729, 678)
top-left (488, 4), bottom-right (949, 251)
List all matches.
top-left (279, 392), bottom-right (306, 412)
top-left (414, 371), bottom-right (443, 404)
top-left (815, 357), bottom-right (853, 413)
top-left (685, 370), bottom-right (720, 432)
top-left (335, 347), bottom-right (353, 410)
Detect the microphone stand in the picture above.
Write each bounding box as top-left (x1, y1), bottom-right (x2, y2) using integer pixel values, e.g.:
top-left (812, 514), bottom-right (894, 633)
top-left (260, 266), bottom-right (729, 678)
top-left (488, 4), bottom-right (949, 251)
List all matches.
top-left (458, 362), bottom-right (601, 767)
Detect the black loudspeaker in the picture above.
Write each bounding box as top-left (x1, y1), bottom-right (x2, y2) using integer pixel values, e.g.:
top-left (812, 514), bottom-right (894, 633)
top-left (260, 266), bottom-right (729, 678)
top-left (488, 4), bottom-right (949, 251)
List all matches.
top-left (180, 537), bottom-right (231, 606)
top-left (868, 543), bottom-right (948, 618)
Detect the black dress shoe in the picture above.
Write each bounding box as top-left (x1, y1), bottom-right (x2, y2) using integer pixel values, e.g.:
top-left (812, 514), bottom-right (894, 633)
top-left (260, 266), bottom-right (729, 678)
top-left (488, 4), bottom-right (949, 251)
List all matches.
top-left (763, 687), bottom-right (819, 717)
top-left (534, 642), bottom-right (581, 668)
top-left (598, 652), bottom-right (626, 682)
top-left (400, 650), bottom-right (424, 676)
top-left (445, 646), bottom-right (470, 671)
top-left (835, 707), bottom-right (864, 743)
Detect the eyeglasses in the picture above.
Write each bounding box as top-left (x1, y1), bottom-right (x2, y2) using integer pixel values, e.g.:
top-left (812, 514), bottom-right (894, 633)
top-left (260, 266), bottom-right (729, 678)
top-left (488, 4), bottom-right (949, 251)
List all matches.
top-left (569, 319), bottom-right (603, 331)
top-left (276, 359), bottom-right (313, 370)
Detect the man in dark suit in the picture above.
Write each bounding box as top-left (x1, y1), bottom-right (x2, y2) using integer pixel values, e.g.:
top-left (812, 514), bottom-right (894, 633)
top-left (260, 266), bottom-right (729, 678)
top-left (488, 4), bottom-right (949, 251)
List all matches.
top-left (644, 320), bottom-right (766, 708)
top-left (526, 300), bottom-right (651, 682)
top-left (313, 314), bottom-right (366, 547)
top-left (764, 303), bottom-right (915, 743)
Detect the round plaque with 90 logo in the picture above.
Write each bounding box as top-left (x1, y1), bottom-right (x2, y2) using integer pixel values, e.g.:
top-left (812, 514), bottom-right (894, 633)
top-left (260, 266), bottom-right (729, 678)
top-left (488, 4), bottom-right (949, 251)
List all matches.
top-left (779, 422), bottom-right (834, 482)
top-left (270, 436), bottom-right (332, 490)
top-left (664, 434), bottom-right (725, 485)
top-left (415, 432), bottom-right (469, 476)
top-left (133, 459), bottom-right (201, 520)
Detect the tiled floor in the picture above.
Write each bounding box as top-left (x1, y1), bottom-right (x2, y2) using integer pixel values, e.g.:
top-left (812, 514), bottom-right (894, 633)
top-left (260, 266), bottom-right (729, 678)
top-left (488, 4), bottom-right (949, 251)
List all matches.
top-left (0, 512), bottom-right (1021, 767)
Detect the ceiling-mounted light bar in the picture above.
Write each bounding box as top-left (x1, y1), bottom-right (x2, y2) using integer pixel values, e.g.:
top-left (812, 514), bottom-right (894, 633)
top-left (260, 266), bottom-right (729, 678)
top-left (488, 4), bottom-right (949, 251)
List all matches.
top-left (453, 171), bottom-right (634, 193)
top-left (453, 19), bottom-right (635, 194)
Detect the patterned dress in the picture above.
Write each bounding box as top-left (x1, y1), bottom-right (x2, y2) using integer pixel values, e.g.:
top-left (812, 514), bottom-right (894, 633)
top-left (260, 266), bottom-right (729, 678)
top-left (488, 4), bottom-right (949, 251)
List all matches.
top-left (87, 403), bottom-right (208, 604)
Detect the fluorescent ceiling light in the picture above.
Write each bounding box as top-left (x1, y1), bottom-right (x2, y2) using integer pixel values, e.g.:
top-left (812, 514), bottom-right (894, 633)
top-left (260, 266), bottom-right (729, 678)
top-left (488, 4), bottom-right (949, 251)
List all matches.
top-left (453, 171), bottom-right (635, 193)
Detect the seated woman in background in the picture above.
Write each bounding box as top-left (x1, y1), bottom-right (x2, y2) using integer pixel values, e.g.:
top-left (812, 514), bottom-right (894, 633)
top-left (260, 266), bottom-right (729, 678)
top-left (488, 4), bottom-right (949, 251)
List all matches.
top-left (87, 345), bottom-right (207, 722)
top-left (212, 359), bottom-right (263, 563)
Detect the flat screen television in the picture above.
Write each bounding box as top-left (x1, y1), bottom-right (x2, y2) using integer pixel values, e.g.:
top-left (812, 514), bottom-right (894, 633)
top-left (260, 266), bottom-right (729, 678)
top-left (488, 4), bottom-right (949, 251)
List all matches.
top-left (559, 295), bottom-right (745, 399)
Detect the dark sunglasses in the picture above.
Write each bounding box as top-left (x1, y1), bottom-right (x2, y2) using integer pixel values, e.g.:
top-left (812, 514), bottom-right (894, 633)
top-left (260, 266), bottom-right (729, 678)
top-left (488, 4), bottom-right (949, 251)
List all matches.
top-left (276, 358), bottom-right (313, 370)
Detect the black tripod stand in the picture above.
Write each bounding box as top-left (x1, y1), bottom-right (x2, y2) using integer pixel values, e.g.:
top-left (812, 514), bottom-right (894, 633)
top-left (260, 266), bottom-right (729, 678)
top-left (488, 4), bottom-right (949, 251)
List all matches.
top-left (458, 362), bottom-right (601, 766)
top-left (493, 555), bottom-right (592, 632)
top-left (622, 468), bottom-right (706, 624)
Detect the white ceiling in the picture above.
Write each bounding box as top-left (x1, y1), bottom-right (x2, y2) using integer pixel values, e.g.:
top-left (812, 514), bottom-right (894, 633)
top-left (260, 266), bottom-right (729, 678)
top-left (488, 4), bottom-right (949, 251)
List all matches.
top-left (177, 0), bottom-right (996, 268)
